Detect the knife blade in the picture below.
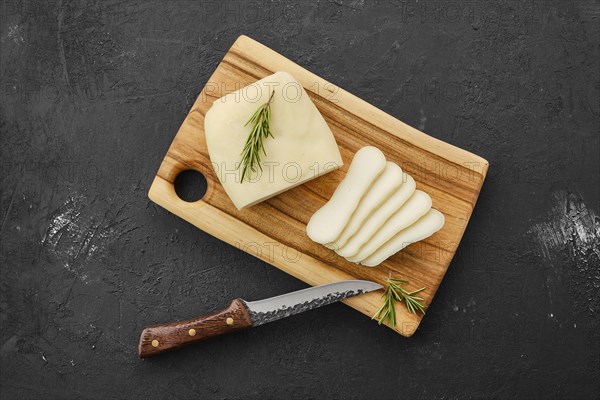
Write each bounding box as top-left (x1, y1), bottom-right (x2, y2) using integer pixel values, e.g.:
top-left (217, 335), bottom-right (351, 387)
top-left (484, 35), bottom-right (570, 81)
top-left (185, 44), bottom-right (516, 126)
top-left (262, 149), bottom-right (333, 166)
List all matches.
top-left (138, 280), bottom-right (382, 358)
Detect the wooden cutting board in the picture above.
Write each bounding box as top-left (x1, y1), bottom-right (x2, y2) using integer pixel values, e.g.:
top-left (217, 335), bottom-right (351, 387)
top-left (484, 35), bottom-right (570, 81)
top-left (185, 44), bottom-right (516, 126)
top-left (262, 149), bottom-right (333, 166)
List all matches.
top-left (148, 35), bottom-right (488, 336)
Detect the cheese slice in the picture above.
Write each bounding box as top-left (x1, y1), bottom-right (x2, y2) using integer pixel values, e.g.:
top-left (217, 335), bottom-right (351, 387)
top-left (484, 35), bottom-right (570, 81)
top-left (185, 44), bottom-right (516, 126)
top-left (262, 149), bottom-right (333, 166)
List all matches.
top-left (306, 146), bottom-right (386, 244)
top-left (333, 162), bottom-right (403, 249)
top-left (345, 190), bottom-right (432, 262)
top-left (361, 209), bottom-right (445, 267)
top-left (204, 71), bottom-right (343, 210)
top-left (336, 173), bottom-right (416, 258)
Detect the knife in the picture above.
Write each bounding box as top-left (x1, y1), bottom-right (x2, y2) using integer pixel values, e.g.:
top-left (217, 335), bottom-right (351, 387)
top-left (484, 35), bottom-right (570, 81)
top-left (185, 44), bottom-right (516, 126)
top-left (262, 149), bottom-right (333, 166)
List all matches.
top-left (138, 279), bottom-right (382, 358)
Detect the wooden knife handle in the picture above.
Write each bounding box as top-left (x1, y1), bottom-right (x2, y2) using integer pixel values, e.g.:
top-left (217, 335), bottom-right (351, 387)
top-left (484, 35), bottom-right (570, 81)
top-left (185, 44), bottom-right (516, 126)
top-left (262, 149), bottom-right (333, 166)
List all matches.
top-left (137, 299), bottom-right (252, 358)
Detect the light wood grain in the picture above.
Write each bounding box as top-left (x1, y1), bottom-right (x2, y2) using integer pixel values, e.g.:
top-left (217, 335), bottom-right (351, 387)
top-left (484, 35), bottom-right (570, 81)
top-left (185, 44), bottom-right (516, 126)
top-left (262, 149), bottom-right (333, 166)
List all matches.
top-left (148, 35), bottom-right (488, 336)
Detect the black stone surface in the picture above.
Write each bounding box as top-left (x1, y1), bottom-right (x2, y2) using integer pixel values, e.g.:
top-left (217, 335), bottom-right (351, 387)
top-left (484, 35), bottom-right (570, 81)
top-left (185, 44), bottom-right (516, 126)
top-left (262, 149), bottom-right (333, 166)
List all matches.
top-left (1, 1), bottom-right (599, 399)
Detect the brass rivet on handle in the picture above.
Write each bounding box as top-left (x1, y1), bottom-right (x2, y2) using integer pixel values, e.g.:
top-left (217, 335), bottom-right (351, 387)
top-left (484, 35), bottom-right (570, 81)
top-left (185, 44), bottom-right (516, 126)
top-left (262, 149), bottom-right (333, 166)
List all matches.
top-left (188, 328), bottom-right (196, 336)
top-left (226, 317), bottom-right (234, 325)
top-left (151, 339), bottom-right (159, 347)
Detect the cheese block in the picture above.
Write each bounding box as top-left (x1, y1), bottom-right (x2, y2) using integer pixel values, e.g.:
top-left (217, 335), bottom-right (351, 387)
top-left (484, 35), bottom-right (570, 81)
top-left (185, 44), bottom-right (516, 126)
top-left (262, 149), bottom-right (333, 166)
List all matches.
top-left (361, 209), bottom-right (445, 267)
top-left (306, 146), bottom-right (386, 244)
top-left (336, 173), bottom-right (416, 258)
top-left (345, 190), bottom-right (432, 263)
top-left (204, 71), bottom-right (343, 210)
top-left (333, 162), bottom-right (404, 249)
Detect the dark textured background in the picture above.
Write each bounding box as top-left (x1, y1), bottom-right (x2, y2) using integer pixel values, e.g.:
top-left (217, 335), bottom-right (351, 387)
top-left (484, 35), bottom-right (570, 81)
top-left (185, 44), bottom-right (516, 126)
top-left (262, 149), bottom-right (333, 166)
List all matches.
top-left (1, 1), bottom-right (599, 399)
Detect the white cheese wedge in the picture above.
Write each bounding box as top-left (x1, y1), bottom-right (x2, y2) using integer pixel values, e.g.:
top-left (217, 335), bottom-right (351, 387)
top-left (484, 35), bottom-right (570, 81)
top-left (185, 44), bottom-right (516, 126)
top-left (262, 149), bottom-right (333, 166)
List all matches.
top-left (345, 190), bottom-right (432, 263)
top-left (333, 162), bottom-right (403, 249)
top-left (336, 173), bottom-right (416, 258)
top-left (306, 146), bottom-right (386, 244)
top-left (204, 71), bottom-right (343, 210)
top-left (361, 209), bottom-right (445, 267)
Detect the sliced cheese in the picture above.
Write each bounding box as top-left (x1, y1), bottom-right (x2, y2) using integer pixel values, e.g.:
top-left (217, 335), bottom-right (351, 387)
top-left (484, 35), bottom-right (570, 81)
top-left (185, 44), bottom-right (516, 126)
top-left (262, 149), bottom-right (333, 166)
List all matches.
top-left (361, 209), bottom-right (445, 267)
top-left (204, 71), bottom-right (343, 210)
top-left (336, 173), bottom-right (416, 258)
top-left (306, 146), bottom-right (386, 244)
top-left (345, 190), bottom-right (432, 262)
top-left (333, 162), bottom-right (403, 249)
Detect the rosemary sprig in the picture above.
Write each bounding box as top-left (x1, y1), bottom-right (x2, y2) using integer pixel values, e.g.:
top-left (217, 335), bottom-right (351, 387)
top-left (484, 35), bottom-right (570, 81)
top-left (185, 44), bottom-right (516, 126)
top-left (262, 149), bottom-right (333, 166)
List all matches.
top-left (238, 90), bottom-right (275, 183)
top-left (372, 278), bottom-right (426, 326)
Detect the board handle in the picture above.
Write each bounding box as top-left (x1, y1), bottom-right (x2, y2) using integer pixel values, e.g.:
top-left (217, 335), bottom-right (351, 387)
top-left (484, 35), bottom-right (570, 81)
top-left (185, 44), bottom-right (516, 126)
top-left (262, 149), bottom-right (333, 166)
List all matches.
top-left (138, 299), bottom-right (252, 358)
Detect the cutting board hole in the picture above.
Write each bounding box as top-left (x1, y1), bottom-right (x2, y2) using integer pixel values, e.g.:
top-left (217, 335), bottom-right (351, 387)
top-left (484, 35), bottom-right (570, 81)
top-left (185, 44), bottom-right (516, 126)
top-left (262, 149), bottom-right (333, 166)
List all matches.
top-left (174, 170), bottom-right (207, 202)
